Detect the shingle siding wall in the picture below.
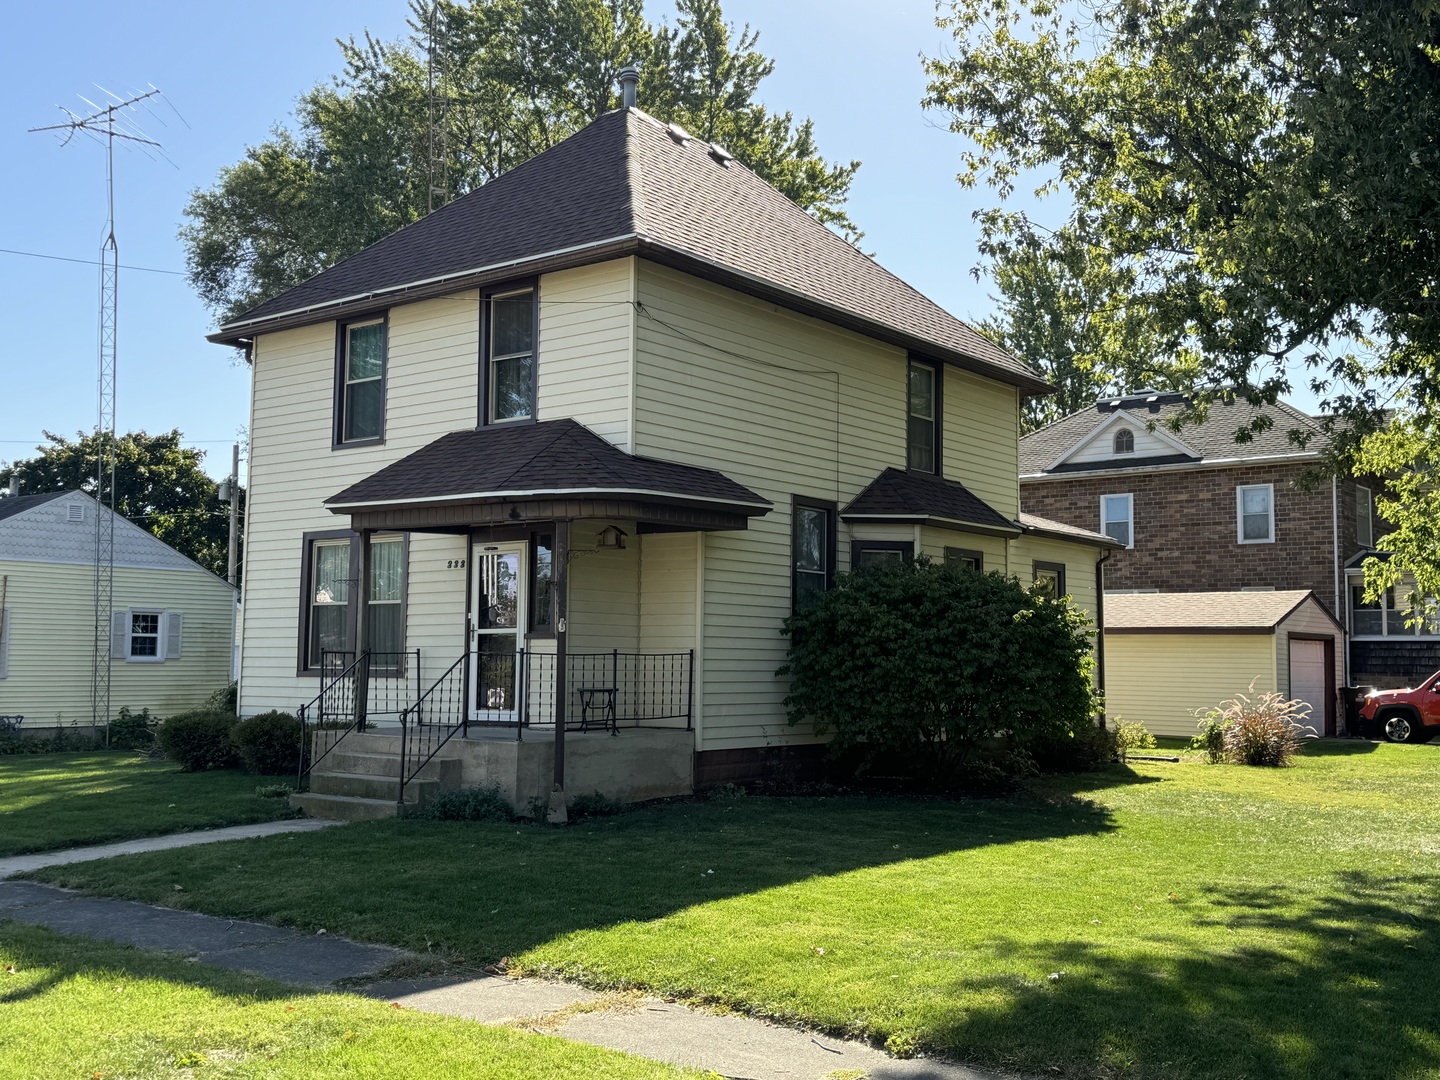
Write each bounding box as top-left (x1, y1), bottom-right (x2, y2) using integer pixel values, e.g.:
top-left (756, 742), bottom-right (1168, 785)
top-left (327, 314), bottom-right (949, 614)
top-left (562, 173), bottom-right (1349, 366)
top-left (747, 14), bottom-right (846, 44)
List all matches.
top-left (1351, 640), bottom-right (1440, 689)
top-left (1022, 463), bottom-right (1345, 613)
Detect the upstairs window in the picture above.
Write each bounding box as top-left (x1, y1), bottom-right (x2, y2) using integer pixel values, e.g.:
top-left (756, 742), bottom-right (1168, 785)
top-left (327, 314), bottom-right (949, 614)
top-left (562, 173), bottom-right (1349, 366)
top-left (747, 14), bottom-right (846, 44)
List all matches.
top-left (1101, 493), bottom-right (1134, 548)
top-left (792, 498), bottom-right (836, 613)
top-left (1113, 428), bottom-right (1134, 454)
top-left (1236, 484), bottom-right (1275, 544)
top-left (1033, 561), bottom-right (1066, 599)
top-left (487, 288), bottom-right (536, 423)
top-left (1356, 485), bottom-right (1374, 548)
top-left (337, 317), bottom-right (386, 445)
top-left (907, 360), bottom-right (939, 473)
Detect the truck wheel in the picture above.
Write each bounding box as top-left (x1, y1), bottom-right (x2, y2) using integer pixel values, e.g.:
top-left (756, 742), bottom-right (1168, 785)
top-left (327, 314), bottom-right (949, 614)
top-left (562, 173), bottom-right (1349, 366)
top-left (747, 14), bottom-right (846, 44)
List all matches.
top-left (1381, 712), bottom-right (1424, 744)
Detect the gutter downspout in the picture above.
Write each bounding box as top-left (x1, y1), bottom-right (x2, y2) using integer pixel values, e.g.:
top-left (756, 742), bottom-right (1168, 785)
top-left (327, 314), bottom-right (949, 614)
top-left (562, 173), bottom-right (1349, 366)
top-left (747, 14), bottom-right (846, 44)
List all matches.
top-left (1333, 476), bottom-right (1348, 685)
top-left (1095, 548), bottom-right (1111, 728)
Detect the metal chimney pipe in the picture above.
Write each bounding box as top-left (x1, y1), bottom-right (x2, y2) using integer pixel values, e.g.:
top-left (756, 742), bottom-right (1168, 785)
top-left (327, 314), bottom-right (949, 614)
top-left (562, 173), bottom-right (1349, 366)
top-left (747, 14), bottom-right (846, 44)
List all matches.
top-left (6, 475), bottom-right (18, 497)
top-left (618, 66), bottom-right (639, 110)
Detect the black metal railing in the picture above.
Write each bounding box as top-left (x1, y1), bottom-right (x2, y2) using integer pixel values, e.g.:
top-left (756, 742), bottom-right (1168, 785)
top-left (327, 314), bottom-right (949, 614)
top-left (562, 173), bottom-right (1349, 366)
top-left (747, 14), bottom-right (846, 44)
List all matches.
top-left (467, 649), bottom-right (693, 736)
top-left (397, 653), bottom-right (468, 806)
top-left (295, 649), bottom-right (421, 792)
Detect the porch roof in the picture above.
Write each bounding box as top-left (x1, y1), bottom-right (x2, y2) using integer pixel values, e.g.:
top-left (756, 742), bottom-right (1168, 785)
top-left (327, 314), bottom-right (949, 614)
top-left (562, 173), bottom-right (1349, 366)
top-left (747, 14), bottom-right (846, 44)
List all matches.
top-left (325, 419), bottom-right (771, 531)
top-left (841, 468), bottom-right (1021, 537)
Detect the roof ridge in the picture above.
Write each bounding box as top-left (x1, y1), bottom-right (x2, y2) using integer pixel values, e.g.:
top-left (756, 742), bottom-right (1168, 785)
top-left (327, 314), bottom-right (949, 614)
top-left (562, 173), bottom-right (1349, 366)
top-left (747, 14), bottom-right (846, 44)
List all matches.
top-left (495, 419), bottom-right (588, 489)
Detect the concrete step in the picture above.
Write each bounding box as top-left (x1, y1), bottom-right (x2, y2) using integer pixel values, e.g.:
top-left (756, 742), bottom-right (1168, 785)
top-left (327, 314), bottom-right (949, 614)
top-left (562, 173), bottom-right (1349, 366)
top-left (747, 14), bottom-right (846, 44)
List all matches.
top-left (309, 771), bottom-right (439, 803)
top-left (323, 750), bottom-right (459, 785)
top-left (290, 792), bottom-right (399, 822)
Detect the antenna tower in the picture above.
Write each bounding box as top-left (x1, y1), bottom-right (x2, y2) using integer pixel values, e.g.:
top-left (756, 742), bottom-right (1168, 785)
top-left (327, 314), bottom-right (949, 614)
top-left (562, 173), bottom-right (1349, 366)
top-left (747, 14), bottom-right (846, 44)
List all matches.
top-left (30, 87), bottom-right (164, 735)
top-left (426, 2), bottom-right (450, 213)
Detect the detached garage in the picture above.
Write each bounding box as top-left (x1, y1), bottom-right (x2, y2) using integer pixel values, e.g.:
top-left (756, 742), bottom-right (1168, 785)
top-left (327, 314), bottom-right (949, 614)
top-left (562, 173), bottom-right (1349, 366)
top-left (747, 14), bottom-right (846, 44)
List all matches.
top-left (1104, 591), bottom-right (1345, 738)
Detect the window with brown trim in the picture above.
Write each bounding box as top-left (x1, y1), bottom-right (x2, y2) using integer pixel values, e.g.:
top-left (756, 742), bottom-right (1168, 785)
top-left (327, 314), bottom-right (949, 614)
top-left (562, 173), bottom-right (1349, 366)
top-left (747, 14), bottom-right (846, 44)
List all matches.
top-left (851, 540), bottom-right (914, 569)
top-left (944, 547), bottom-right (983, 573)
top-left (792, 497), bottom-right (837, 614)
top-left (907, 359), bottom-right (940, 474)
top-left (530, 532), bottom-right (554, 633)
top-left (482, 286), bottom-right (537, 424)
top-left (297, 531), bottom-right (407, 672)
top-left (1032, 560), bottom-right (1066, 599)
top-left (335, 316), bottom-right (387, 445)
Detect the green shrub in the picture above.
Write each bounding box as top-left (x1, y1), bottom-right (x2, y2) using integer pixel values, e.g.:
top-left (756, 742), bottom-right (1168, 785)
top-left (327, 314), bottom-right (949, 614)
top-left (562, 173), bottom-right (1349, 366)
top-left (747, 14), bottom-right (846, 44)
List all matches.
top-left (205, 683), bottom-right (238, 713)
top-left (1189, 716), bottom-right (1227, 764)
top-left (1029, 719), bottom-right (1114, 773)
top-left (109, 706), bottom-right (156, 751)
top-left (156, 709), bottom-right (238, 771)
top-left (568, 791), bottom-right (625, 818)
top-left (781, 558), bottom-right (1100, 785)
top-left (418, 784), bottom-right (515, 822)
top-left (1113, 719), bottom-right (1157, 763)
top-left (231, 711), bottom-right (302, 775)
top-left (0, 729), bottom-right (102, 755)
top-left (1199, 681), bottom-right (1311, 767)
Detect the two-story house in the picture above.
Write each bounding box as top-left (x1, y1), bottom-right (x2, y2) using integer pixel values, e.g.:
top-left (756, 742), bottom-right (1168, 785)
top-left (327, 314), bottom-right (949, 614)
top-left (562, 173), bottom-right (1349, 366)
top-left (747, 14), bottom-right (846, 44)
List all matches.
top-left (214, 99), bottom-right (1115, 818)
top-left (1019, 391), bottom-right (1429, 735)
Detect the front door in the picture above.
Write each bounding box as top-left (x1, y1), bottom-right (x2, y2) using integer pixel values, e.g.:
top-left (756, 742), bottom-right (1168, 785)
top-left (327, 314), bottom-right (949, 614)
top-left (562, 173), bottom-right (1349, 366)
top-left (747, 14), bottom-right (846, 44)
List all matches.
top-left (1288, 638), bottom-right (1328, 737)
top-left (471, 543), bottom-right (527, 722)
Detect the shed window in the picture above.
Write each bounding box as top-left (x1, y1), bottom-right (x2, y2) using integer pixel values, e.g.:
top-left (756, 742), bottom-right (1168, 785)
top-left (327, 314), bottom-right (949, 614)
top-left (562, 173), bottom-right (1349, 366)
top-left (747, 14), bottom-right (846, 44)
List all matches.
top-left (1101, 493), bottom-right (1133, 548)
top-left (1113, 428), bottom-right (1134, 454)
top-left (338, 318), bottom-right (386, 444)
top-left (1237, 484), bottom-right (1275, 543)
top-left (487, 289), bottom-right (536, 423)
top-left (1356, 485), bottom-right (1373, 548)
top-left (906, 361), bottom-right (938, 473)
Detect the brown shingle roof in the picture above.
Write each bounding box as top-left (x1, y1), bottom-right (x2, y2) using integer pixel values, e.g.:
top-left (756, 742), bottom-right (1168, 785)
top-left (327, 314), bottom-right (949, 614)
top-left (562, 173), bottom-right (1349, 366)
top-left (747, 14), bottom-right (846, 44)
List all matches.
top-left (1104, 590), bottom-right (1327, 632)
top-left (841, 468), bottom-right (1018, 534)
top-left (1017, 512), bottom-right (1122, 548)
top-left (215, 110), bottom-right (1046, 394)
top-left (324, 419), bottom-right (770, 512)
top-left (1020, 393), bottom-right (1324, 476)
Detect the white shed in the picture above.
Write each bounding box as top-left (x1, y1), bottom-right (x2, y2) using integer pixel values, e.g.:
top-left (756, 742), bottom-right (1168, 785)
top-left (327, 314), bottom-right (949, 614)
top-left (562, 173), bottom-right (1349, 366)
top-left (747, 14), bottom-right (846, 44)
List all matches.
top-left (1104, 590), bottom-right (1345, 738)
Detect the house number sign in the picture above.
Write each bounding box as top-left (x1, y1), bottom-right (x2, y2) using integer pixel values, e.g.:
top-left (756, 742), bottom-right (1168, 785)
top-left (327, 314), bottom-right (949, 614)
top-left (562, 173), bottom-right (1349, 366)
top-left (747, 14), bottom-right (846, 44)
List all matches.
top-left (446, 559), bottom-right (467, 569)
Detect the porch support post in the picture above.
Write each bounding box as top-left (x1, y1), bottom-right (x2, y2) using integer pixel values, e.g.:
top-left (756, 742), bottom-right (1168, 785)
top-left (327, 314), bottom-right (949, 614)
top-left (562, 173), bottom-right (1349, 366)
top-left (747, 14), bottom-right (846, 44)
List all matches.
top-left (549, 519), bottom-right (570, 823)
top-left (354, 528), bottom-right (372, 731)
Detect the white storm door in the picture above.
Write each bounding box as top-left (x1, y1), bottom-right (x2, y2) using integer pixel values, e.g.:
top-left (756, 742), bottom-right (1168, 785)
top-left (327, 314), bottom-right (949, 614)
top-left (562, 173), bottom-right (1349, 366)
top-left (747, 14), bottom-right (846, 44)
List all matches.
top-left (1289, 639), bottom-right (1328, 737)
top-left (470, 543), bottom-right (527, 722)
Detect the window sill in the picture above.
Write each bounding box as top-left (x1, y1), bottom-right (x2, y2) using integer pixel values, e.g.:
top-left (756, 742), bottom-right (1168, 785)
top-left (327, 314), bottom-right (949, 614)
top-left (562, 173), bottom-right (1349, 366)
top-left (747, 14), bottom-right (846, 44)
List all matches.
top-left (332, 437), bottom-right (385, 451)
top-left (1236, 538), bottom-right (1276, 545)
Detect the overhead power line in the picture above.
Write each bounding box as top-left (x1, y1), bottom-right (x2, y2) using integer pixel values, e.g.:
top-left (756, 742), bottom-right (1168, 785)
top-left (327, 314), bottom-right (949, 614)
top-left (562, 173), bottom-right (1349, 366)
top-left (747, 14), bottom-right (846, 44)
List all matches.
top-left (0, 245), bottom-right (185, 276)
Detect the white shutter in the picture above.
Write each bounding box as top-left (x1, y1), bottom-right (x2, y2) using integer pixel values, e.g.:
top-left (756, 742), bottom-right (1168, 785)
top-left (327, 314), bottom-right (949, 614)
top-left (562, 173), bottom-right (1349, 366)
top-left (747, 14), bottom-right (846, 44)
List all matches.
top-left (0, 609), bottom-right (9, 679)
top-left (110, 611), bottom-right (130, 659)
top-left (165, 612), bottom-right (184, 660)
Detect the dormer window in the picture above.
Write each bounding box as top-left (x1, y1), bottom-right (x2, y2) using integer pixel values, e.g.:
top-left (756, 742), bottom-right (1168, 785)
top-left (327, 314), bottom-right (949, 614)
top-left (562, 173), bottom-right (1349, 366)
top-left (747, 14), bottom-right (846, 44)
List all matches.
top-left (1113, 428), bottom-right (1134, 455)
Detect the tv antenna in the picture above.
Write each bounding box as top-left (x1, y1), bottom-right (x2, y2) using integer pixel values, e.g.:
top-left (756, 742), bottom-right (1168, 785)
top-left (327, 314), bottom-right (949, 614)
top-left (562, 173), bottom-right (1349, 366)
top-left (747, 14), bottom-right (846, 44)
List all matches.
top-left (29, 85), bottom-right (170, 736)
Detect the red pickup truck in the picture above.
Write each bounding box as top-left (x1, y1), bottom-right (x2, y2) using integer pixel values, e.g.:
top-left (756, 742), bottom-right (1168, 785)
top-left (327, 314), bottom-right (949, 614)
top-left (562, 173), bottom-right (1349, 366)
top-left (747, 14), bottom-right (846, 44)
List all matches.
top-left (1359, 675), bottom-right (1440, 743)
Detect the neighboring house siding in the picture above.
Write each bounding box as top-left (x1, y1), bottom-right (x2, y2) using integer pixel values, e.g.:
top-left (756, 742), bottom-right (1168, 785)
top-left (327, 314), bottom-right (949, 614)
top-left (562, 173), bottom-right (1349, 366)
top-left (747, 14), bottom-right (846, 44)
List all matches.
top-left (240, 300), bottom-right (477, 715)
top-left (1022, 463), bottom-right (1341, 613)
top-left (1105, 632), bottom-right (1276, 738)
top-left (1062, 421), bottom-right (1185, 466)
top-left (536, 259), bottom-right (635, 451)
top-left (0, 559), bottom-right (233, 724)
top-left (633, 260), bottom-right (909, 751)
top-left (942, 368), bottom-right (1020, 520)
top-left (1011, 535), bottom-right (1100, 617)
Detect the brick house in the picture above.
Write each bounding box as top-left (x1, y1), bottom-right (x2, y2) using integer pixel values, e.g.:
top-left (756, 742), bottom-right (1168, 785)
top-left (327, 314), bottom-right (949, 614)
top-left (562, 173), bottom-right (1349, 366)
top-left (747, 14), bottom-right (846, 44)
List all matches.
top-left (1020, 391), bottom-right (1437, 690)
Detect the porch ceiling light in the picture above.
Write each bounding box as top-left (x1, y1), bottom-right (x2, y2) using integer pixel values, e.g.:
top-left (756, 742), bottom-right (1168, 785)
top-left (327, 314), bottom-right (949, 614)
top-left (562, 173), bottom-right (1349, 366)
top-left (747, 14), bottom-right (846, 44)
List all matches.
top-left (597, 525), bottom-right (628, 550)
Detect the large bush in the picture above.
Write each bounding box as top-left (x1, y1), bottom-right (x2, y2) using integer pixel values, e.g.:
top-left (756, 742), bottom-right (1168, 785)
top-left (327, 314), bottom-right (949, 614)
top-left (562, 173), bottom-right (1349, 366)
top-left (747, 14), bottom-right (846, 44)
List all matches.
top-left (781, 558), bottom-right (1100, 784)
top-left (156, 709), bottom-right (238, 771)
top-left (1198, 682), bottom-right (1310, 767)
top-left (231, 711), bottom-right (302, 775)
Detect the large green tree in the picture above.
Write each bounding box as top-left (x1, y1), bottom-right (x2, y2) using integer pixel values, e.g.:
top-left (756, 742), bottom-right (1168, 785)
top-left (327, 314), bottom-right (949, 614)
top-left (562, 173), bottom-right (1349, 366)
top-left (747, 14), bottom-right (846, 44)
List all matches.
top-left (0, 432), bottom-right (242, 582)
top-left (184, 0), bottom-right (860, 324)
top-left (924, 0), bottom-right (1440, 592)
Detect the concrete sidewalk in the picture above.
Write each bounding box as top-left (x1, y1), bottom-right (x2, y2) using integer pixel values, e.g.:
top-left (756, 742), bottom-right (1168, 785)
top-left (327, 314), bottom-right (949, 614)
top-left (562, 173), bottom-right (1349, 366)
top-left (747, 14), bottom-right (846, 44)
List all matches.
top-left (0, 818), bottom-right (342, 879)
top-left (0, 877), bottom-right (1006, 1080)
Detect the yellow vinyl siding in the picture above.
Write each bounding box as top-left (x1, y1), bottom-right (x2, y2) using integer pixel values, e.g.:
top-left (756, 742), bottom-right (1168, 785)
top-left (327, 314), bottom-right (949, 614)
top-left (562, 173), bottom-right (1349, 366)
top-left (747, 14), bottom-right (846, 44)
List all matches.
top-left (0, 559), bottom-right (233, 724)
top-left (943, 368), bottom-right (1020, 519)
top-left (1105, 633), bottom-right (1277, 738)
top-left (1010, 535), bottom-right (1100, 620)
top-left (633, 261), bottom-right (911, 751)
top-left (917, 527), bottom-right (1010, 571)
top-left (639, 533), bottom-right (697, 652)
top-left (536, 260), bottom-right (635, 449)
top-left (566, 520), bottom-right (641, 652)
top-left (241, 297), bottom-right (478, 716)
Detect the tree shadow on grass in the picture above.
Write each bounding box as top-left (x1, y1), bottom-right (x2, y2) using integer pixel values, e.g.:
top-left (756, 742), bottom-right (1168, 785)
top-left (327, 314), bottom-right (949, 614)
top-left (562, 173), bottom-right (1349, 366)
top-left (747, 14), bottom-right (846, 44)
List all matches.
top-left (923, 871), bottom-right (1440, 1080)
top-left (31, 790), bottom-right (1119, 963)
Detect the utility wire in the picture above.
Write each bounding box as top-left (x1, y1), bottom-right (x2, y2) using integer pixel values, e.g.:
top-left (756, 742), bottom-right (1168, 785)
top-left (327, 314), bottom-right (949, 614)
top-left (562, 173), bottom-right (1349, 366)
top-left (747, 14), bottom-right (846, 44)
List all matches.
top-left (0, 246), bottom-right (185, 276)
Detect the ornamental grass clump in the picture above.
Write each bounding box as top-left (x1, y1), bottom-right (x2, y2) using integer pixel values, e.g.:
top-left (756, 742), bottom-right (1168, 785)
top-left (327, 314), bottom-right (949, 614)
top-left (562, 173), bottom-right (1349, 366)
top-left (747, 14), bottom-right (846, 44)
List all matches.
top-left (1199, 681), bottom-right (1311, 767)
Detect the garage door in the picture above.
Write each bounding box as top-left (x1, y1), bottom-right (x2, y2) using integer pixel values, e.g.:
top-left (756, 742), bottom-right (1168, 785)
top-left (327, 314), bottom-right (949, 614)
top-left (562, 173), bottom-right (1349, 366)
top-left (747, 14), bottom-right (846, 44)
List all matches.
top-left (1289, 639), bottom-right (1328, 737)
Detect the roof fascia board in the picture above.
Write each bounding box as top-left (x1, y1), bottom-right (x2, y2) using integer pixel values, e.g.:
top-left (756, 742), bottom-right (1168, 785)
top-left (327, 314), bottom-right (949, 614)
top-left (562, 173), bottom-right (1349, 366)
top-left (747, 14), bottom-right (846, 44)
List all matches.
top-left (1021, 522), bottom-right (1123, 548)
top-left (326, 485), bottom-right (773, 512)
top-left (1020, 450), bottom-right (1322, 482)
top-left (1106, 626), bottom-right (1275, 635)
top-left (1045, 410), bottom-right (1199, 473)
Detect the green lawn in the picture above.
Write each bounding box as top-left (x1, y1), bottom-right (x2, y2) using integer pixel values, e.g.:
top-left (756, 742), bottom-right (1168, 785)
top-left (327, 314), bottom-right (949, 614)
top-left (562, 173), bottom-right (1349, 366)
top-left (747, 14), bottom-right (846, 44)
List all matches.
top-left (0, 754), bottom-right (293, 856)
top-left (0, 922), bottom-right (706, 1080)
top-left (28, 741), bottom-right (1440, 1079)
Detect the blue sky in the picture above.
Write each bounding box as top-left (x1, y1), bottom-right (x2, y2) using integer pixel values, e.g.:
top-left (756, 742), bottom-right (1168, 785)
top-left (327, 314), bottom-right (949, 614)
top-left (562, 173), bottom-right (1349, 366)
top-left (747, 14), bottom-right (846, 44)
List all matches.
top-left (0, 0), bottom-right (1323, 483)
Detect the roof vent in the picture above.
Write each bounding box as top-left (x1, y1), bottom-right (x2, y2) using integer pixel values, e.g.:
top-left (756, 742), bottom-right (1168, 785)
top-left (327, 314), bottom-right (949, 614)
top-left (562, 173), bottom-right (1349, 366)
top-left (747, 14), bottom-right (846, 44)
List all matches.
top-left (708, 141), bottom-right (734, 164)
top-left (67, 503), bottom-right (85, 523)
top-left (617, 65), bottom-right (639, 109)
top-left (666, 121), bottom-right (692, 144)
